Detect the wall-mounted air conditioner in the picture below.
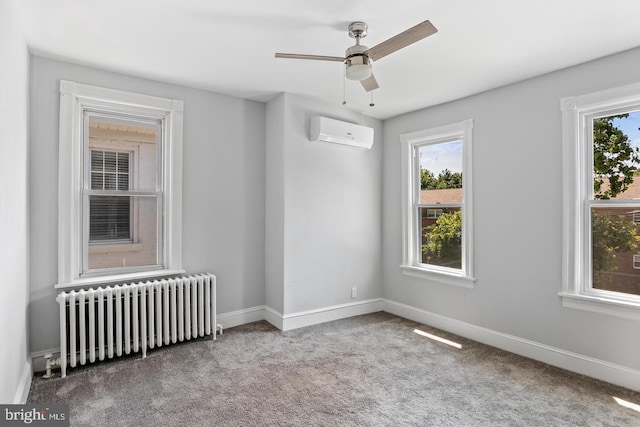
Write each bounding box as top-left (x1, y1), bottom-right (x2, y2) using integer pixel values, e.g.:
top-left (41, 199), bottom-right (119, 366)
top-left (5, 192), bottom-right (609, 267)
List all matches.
top-left (309, 116), bottom-right (374, 149)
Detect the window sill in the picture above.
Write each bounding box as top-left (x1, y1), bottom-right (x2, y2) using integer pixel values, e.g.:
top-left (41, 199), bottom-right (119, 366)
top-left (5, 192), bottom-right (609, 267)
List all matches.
top-left (55, 269), bottom-right (186, 290)
top-left (400, 265), bottom-right (476, 289)
top-left (559, 292), bottom-right (640, 321)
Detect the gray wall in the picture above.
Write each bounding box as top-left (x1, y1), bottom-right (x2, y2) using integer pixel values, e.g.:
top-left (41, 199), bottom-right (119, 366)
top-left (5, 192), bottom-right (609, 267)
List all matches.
top-left (382, 47), bottom-right (640, 371)
top-left (29, 57), bottom-right (266, 355)
top-left (266, 93), bottom-right (383, 315)
top-left (0, 0), bottom-right (30, 403)
top-left (265, 94), bottom-right (286, 313)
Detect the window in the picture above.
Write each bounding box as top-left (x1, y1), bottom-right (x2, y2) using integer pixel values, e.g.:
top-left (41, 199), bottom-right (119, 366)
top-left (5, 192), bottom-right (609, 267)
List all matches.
top-left (561, 83), bottom-right (640, 320)
top-left (89, 149), bottom-right (132, 243)
top-left (633, 255), bottom-right (640, 270)
top-left (83, 114), bottom-right (161, 273)
top-left (426, 209), bottom-right (444, 219)
top-left (400, 119), bottom-right (474, 287)
top-left (57, 81), bottom-right (184, 288)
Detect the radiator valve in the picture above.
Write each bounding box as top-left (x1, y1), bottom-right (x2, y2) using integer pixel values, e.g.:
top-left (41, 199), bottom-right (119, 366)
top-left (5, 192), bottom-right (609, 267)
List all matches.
top-left (42, 353), bottom-right (60, 379)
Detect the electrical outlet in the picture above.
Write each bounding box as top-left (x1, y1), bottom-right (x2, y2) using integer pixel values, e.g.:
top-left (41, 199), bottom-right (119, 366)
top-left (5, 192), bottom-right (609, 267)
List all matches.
top-left (351, 287), bottom-right (357, 299)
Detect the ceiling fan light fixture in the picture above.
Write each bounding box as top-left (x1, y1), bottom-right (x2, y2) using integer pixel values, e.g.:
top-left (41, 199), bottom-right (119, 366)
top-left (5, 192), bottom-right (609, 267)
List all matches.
top-left (346, 63), bottom-right (372, 81)
top-left (345, 52), bottom-right (372, 81)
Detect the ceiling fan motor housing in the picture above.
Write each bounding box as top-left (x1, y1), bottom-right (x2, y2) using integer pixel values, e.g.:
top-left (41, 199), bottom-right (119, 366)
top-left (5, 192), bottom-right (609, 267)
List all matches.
top-left (345, 44), bottom-right (372, 81)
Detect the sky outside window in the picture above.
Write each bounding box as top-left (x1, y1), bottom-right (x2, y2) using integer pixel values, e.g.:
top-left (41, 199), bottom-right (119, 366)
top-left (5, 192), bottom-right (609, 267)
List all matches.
top-left (419, 140), bottom-right (462, 176)
top-left (612, 111), bottom-right (640, 150)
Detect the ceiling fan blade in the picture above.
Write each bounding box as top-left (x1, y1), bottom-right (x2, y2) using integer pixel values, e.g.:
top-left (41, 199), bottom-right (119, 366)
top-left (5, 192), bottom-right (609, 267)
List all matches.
top-left (360, 73), bottom-right (379, 92)
top-left (367, 20), bottom-right (437, 62)
top-left (275, 53), bottom-right (345, 62)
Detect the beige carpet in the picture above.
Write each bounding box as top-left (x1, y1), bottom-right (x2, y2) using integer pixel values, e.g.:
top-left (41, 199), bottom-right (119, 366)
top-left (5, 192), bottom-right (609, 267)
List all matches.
top-left (28, 312), bottom-right (639, 426)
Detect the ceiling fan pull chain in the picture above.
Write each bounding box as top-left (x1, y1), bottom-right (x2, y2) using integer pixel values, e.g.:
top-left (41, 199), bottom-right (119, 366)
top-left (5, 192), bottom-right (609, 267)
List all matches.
top-left (342, 65), bottom-right (347, 105)
top-left (370, 90), bottom-right (374, 107)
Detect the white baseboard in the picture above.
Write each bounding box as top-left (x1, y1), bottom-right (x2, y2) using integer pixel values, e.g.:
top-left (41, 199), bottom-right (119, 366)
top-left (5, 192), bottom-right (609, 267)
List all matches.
top-left (13, 360), bottom-right (32, 404)
top-left (28, 299), bottom-right (639, 393)
top-left (217, 305), bottom-right (265, 330)
top-left (383, 299), bottom-right (640, 392)
top-left (264, 306), bottom-right (284, 330)
top-left (280, 298), bottom-right (384, 331)
top-left (249, 299), bottom-right (385, 331)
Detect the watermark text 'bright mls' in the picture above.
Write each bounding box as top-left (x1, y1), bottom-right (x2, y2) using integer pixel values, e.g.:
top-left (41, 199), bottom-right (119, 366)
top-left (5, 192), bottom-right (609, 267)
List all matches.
top-left (1, 404), bottom-right (69, 426)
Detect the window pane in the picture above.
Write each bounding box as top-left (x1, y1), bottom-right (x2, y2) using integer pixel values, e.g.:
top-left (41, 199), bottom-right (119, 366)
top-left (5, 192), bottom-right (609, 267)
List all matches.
top-left (90, 151), bottom-right (104, 190)
top-left (89, 196), bottom-right (131, 241)
top-left (104, 151), bottom-right (117, 172)
top-left (88, 116), bottom-right (159, 192)
top-left (418, 139), bottom-right (463, 270)
top-left (86, 114), bottom-right (162, 273)
top-left (90, 149), bottom-right (130, 191)
top-left (117, 152), bottom-right (129, 172)
top-left (104, 172), bottom-right (117, 190)
top-left (88, 195), bottom-right (159, 270)
top-left (420, 206), bottom-right (462, 269)
top-left (592, 207), bottom-right (640, 296)
top-left (592, 111), bottom-right (640, 200)
top-left (117, 173), bottom-right (128, 191)
top-left (418, 140), bottom-right (463, 191)
top-left (91, 150), bottom-right (103, 172)
top-left (90, 172), bottom-right (102, 190)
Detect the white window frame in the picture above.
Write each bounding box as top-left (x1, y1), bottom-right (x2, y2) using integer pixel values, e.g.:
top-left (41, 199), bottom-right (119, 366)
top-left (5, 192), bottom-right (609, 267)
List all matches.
top-left (560, 82), bottom-right (640, 321)
top-left (57, 80), bottom-right (184, 289)
top-left (633, 255), bottom-right (640, 270)
top-left (400, 119), bottom-right (475, 288)
top-left (426, 208), bottom-right (444, 219)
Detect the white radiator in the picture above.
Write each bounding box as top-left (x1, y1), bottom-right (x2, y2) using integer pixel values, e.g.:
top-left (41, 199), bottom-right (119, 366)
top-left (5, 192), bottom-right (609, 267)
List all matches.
top-left (56, 273), bottom-right (218, 377)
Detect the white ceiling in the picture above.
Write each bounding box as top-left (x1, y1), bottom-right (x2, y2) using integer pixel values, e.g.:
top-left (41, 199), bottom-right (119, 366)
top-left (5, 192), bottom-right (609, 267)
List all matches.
top-left (17, 0), bottom-right (640, 119)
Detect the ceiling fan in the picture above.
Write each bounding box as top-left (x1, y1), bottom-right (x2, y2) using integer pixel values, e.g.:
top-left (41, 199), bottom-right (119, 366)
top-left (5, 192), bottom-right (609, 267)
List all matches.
top-left (275, 20), bottom-right (438, 92)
